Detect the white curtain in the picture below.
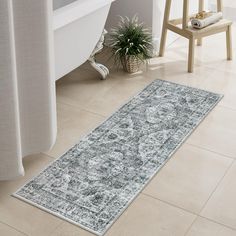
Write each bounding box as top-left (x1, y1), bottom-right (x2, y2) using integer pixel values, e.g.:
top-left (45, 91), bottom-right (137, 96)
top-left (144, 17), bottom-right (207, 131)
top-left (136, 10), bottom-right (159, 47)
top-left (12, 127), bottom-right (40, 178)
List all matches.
top-left (0, 0), bottom-right (57, 180)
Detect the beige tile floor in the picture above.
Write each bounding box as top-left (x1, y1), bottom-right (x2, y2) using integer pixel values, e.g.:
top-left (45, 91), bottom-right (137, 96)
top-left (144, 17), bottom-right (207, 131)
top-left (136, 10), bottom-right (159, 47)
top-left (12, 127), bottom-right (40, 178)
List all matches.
top-left (1, 25), bottom-right (236, 236)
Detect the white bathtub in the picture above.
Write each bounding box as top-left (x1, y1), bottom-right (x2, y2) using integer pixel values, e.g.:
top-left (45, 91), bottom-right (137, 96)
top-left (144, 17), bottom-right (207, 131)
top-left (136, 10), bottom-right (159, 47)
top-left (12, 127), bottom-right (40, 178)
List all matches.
top-left (53, 0), bottom-right (113, 80)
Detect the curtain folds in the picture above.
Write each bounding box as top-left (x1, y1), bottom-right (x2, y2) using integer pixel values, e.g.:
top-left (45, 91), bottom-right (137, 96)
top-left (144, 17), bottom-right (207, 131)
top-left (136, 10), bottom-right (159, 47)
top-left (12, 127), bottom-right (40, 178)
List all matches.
top-left (0, 0), bottom-right (57, 180)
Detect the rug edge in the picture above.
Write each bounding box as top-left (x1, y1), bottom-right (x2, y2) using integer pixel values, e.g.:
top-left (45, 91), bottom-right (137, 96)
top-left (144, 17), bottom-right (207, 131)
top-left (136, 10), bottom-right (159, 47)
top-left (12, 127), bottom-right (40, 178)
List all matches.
top-left (11, 192), bottom-right (104, 236)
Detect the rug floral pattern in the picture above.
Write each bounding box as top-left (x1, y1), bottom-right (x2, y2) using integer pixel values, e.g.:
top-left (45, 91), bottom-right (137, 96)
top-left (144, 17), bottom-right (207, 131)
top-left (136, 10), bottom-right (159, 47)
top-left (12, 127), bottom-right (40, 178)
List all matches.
top-left (14, 80), bottom-right (222, 235)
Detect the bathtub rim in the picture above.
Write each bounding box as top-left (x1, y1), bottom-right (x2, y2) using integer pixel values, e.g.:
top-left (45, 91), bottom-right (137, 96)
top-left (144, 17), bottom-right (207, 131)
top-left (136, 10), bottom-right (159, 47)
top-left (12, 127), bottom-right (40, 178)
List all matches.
top-left (53, 0), bottom-right (114, 30)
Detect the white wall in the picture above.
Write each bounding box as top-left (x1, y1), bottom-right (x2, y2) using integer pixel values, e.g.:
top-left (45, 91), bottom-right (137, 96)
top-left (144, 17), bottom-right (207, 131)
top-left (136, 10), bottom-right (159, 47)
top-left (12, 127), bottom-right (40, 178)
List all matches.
top-left (208, 0), bottom-right (236, 21)
top-left (209, 0), bottom-right (236, 8)
top-left (106, 0), bottom-right (204, 54)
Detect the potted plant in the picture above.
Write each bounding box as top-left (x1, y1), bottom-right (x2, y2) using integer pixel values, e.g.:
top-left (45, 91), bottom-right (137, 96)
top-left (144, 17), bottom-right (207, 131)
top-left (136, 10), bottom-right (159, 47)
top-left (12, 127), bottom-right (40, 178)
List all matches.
top-left (109, 15), bottom-right (153, 73)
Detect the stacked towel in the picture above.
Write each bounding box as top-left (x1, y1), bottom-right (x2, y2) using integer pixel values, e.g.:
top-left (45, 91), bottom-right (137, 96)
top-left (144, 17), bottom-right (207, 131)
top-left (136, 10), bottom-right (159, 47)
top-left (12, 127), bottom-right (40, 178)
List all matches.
top-left (191, 12), bottom-right (223, 29)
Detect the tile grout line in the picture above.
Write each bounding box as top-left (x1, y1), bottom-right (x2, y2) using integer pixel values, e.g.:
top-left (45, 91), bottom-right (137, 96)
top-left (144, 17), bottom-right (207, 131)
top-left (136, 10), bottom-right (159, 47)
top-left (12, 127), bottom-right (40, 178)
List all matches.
top-left (184, 214), bottom-right (236, 235)
top-left (57, 101), bottom-right (107, 119)
top-left (142, 178), bottom-right (236, 233)
top-left (142, 152), bottom-right (235, 227)
top-left (0, 221), bottom-right (29, 236)
top-left (183, 215), bottom-right (198, 236)
top-left (141, 192), bottom-right (198, 216)
top-left (199, 215), bottom-right (236, 232)
top-left (57, 77), bottom-right (159, 120)
top-left (42, 101), bottom-right (108, 159)
top-left (185, 143), bottom-right (236, 160)
top-left (197, 158), bottom-right (235, 222)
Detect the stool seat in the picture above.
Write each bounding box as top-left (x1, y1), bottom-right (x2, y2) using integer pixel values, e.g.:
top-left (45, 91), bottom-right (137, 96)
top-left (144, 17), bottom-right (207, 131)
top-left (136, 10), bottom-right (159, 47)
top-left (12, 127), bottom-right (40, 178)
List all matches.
top-left (159, 0), bottom-right (233, 73)
top-left (187, 19), bottom-right (233, 37)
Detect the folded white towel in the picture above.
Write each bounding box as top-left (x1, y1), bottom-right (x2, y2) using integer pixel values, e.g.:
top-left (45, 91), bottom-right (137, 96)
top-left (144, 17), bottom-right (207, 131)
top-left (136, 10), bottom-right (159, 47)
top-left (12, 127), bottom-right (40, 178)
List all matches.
top-left (191, 12), bottom-right (223, 29)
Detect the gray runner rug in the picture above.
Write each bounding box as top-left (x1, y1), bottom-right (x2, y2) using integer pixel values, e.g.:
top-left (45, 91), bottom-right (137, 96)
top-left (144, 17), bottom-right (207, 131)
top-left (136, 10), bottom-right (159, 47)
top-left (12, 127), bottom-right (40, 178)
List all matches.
top-left (13, 80), bottom-right (222, 235)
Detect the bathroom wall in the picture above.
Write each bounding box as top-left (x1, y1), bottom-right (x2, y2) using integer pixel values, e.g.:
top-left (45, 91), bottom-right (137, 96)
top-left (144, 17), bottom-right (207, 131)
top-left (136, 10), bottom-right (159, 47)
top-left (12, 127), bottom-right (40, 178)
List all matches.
top-left (106, 0), bottom-right (207, 54)
top-left (209, 0), bottom-right (236, 8)
top-left (208, 0), bottom-right (236, 21)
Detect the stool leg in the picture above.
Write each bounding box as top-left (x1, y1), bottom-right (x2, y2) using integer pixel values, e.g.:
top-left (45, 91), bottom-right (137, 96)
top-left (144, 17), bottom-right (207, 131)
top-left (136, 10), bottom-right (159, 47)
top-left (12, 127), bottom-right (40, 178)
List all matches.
top-left (226, 25), bottom-right (232, 60)
top-left (159, 0), bottom-right (171, 57)
top-left (188, 37), bottom-right (195, 73)
top-left (217, 0), bottom-right (223, 12)
top-left (159, 27), bottom-right (167, 57)
top-left (197, 38), bottom-right (202, 46)
top-left (197, 0), bottom-right (204, 46)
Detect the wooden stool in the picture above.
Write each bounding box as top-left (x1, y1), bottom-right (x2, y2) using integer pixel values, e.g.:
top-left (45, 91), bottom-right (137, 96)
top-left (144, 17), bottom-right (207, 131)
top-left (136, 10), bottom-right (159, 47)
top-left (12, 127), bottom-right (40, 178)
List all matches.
top-left (159, 0), bottom-right (233, 72)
